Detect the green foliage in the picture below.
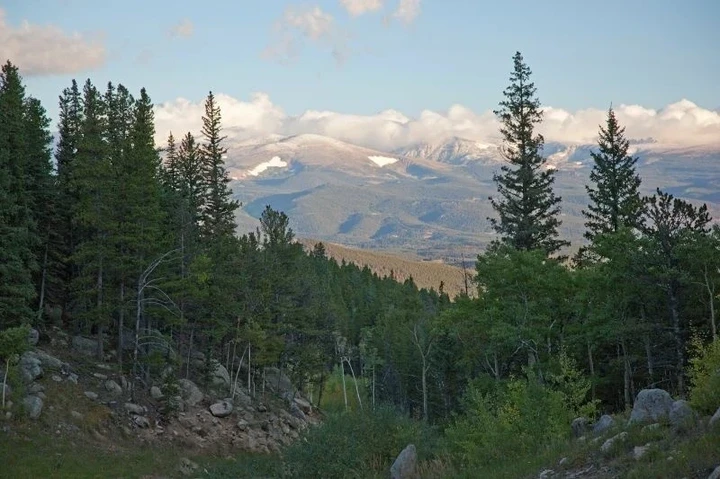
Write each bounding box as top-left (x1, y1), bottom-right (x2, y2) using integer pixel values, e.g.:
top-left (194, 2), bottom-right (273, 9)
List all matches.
top-left (687, 335), bottom-right (720, 414)
top-left (546, 348), bottom-right (599, 418)
top-left (0, 324), bottom-right (31, 360)
top-left (281, 406), bottom-right (440, 479)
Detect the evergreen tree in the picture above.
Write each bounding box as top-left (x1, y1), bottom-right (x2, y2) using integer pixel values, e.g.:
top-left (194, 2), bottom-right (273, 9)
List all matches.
top-left (583, 107), bottom-right (643, 242)
top-left (199, 91), bottom-right (239, 241)
top-left (489, 52), bottom-right (567, 255)
top-left (0, 61), bottom-right (37, 326)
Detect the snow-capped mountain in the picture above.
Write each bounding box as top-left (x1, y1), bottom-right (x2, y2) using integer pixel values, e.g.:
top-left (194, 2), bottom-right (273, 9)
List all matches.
top-left (396, 136), bottom-right (500, 165)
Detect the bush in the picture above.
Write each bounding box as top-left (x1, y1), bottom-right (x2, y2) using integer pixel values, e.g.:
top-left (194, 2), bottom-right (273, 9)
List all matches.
top-left (688, 335), bottom-right (720, 414)
top-left (282, 405), bottom-right (440, 479)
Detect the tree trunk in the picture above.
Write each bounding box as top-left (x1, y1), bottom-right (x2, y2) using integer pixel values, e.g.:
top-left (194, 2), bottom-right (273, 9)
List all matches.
top-left (2, 358), bottom-right (9, 409)
top-left (704, 265), bottom-right (717, 340)
top-left (421, 355), bottom-right (428, 421)
top-left (587, 340), bottom-right (595, 400)
top-left (340, 360), bottom-right (348, 411)
top-left (621, 340), bottom-right (631, 408)
top-left (669, 283), bottom-right (684, 392)
top-left (37, 243), bottom-right (48, 322)
top-left (96, 260), bottom-right (104, 360)
top-left (118, 282), bottom-right (125, 367)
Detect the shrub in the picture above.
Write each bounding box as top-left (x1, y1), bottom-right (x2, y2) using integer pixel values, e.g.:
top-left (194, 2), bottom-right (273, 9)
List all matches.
top-left (687, 335), bottom-right (720, 414)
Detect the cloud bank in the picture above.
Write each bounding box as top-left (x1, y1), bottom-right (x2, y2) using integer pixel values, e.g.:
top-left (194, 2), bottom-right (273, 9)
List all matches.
top-left (340, 0), bottom-right (384, 16)
top-left (154, 94), bottom-right (720, 151)
top-left (0, 8), bottom-right (105, 76)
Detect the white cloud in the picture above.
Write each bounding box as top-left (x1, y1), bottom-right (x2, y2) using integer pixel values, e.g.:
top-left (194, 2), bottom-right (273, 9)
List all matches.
top-left (0, 8), bottom-right (105, 76)
top-left (263, 5), bottom-right (348, 65)
top-left (391, 0), bottom-right (421, 24)
top-left (169, 19), bottom-right (194, 38)
top-left (340, 0), bottom-right (384, 16)
top-left (154, 94), bottom-right (720, 151)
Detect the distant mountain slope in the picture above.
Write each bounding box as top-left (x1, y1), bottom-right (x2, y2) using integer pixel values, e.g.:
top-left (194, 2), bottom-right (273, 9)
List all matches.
top-left (296, 238), bottom-right (474, 298)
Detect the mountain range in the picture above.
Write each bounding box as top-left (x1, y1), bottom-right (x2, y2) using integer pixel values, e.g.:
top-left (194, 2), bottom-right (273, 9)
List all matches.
top-left (225, 133), bottom-right (720, 265)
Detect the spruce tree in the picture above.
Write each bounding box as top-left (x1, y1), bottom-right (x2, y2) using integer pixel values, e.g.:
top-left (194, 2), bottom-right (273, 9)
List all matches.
top-left (199, 91), bottom-right (239, 240)
top-left (489, 52), bottom-right (568, 255)
top-left (0, 61), bottom-right (37, 326)
top-left (583, 107), bottom-right (643, 241)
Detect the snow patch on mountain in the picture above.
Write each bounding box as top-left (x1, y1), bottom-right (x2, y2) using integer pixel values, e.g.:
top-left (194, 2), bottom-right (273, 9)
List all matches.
top-left (248, 156), bottom-right (288, 176)
top-left (397, 136), bottom-right (500, 165)
top-left (368, 155), bottom-right (399, 167)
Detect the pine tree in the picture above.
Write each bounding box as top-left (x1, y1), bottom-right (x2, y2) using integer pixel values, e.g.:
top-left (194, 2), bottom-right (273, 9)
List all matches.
top-left (0, 61), bottom-right (37, 326)
top-left (489, 52), bottom-right (568, 255)
top-left (199, 91), bottom-right (239, 241)
top-left (583, 107), bottom-right (643, 241)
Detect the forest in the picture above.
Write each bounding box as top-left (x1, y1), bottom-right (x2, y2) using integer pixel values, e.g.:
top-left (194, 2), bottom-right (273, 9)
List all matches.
top-left (1, 51), bottom-right (719, 477)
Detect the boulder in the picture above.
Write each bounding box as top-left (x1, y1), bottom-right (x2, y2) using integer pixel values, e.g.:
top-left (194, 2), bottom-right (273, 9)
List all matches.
top-left (390, 444), bottom-right (418, 479)
top-left (264, 367), bottom-right (295, 396)
top-left (124, 403), bottom-right (146, 415)
top-left (592, 414), bottom-right (615, 434)
top-left (571, 417), bottom-right (589, 437)
top-left (104, 380), bottom-right (123, 397)
top-left (668, 400), bottom-right (695, 431)
top-left (709, 406), bottom-right (720, 429)
top-left (178, 457), bottom-right (199, 477)
top-left (72, 336), bottom-right (99, 357)
top-left (209, 399), bottom-right (233, 418)
top-left (709, 465), bottom-right (720, 479)
top-left (133, 415), bottom-right (151, 428)
top-left (633, 444), bottom-right (651, 460)
top-left (19, 352), bottom-right (43, 383)
top-left (33, 350), bottom-right (64, 370)
top-left (84, 391), bottom-right (99, 400)
top-left (628, 389), bottom-right (674, 425)
top-left (23, 395), bottom-right (44, 419)
top-left (294, 396), bottom-right (313, 414)
top-left (210, 361), bottom-right (231, 388)
top-left (178, 379), bottom-right (203, 407)
top-left (150, 386), bottom-right (164, 400)
top-left (1, 383), bottom-right (11, 399)
top-left (27, 328), bottom-right (39, 347)
top-left (600, 431), bottom-right (627, 453)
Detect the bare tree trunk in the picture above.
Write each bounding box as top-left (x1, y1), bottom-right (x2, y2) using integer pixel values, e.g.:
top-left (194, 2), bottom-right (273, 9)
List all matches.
top-left (2, 359), bottom-right (9, 409)
top-left (340, 359), bottom-right (348, 411)
top-left (587, 340), bottom-right (595, 400)
top-left (621, 340), bottom-right (631, 408)
top-left (118, 282), bottom-right (125, 367)
top-left (37, 244), bottom-right (48, 322)
top-left (704, 265), bottom-right (717, 340)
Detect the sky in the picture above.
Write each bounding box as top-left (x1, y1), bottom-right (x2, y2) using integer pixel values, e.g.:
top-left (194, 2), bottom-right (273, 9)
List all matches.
top-left (2, 0), bottom-right (719, 149)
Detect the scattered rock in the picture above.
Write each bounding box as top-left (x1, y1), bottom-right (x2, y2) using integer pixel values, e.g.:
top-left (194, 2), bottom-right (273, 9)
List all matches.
top-left (236, 419), bottom-right (248, 431)
top-left (51, 374), bottom-right (63, 382)
top-left (538, 470), bottom-right (554, 479)
top-left (178, 457), bottom-right (199, 477)
top-left (93, 372), bottom-right (108, 380)
top-left (104, 380), bottom-right (123, 397)
top-left (178, 379), bottom-right (203, 407)
top-left (33, 350), bottom-right (64, 370)
top-left (71, 410), bottom-right (84, 421)
top-left (558, 457), bottom-right (568, 467)
top-left (124, 402), bottom-right (146, 415)
top-left (28, 383), bottom-right (44, 394)
top-left (84, 391), bottom-right (98, 400)
top-left (150, 386), bottom-right (164, 400)
top-left (600, 431), bottom-right (628, 453)
top-left (669, 400), bottom-right (695, 431)
top-left (133, 415), bottom-right (150, 428)
top-left (572, 417), bottom-right (589, 437)
top-left (27, 328), bottom-right (39, 346)
top-left (19, 352), bottom-right (43, 383)
top-left (294, 396), bottom-right (312, 414)
top-left (628, 388), bottom-right (674, 425)
top-left (23, 395), bottom-right (43, 419)
top-left (390, 444), bottom-right (417, 479)
top-left (633, 444), bottom-right (651, 460)
top-left (593, 414), bottom-right (615, 434)
top-left (210, 399), bottom-right (233, 418)
top-left (256, 403), bottom-right (267, 413)
top-left (72, 336), bottom-right (98, 357)
top-left (290, 402), bottom-right (306, 421)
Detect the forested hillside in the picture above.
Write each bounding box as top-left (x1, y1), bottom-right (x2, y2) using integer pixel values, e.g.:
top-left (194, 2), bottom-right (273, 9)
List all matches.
top-left (1, 52), bottom-right (720, 478)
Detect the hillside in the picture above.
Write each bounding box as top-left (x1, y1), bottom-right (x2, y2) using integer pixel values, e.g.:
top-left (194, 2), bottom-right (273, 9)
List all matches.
top-left (296, 238), bottom-right (473, 297)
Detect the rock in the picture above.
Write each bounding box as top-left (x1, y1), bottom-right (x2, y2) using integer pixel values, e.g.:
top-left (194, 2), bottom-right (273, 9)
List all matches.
top-left (642, 423), bottom-right (661, 433)
top-left (633, 444), bottom-right (651, 460)
top-left (538, 470), bottom-right (554, 479)
top-left (178, 379), bottom-right (203, 407)
top-left (84, 391), bottom-right (98, 400)
top-left (592, 414), bottom-right (615, 434)
top-left (709, 465), bottom-right (720, 479)
top-left (33, 350), bottom-right (64, 370)
top-left (1, 383), bottom-right (11, 398)
top-left (23, 395), bottom-right (43, 419)
top-left (104, 380), bottom-right (123, 397)
top-left (67, 373), bottom-right (79, 384)
top-left (294, 396), bottom-right (312, 414)
top-left (264, 367), bottom-right (295, 396)
top-left (290, 402), bottom-right (306, 421)
top-left (150, 386), bottom-right (163, 400)
top-left (27, 328), bottom-right (40, 346)
top-left (232, 388), bottom-right (252, 406)
top-left (133, 415), bottom-right (150, 428)
top-left (124, 402), bottom-right (146, 415)
top-left (19, 352), bottom-right (43, 383)
top-left (51, 375), bottom-right (63, 382)
top-left (571, 417), bottom-right (589, 437)
top-left (390, 444), bottom-right (418, 479)
top-left (257, 403), bottom-right (267, 413)
top-left (669, 400), bottom-right (695, 431)
top-left (28, 383), bottom-right (44, 394)
top-left (709, 406), bottom-right (720, 429)
top-left (72, 336), bottom-right (99, 357)
top-left (210, 361), bottom-right (231, 388)
top-left (209, 399), bottom-right (233, 418)
top-left (71, 410), bottom-right (84, 421)
top-left (600, 431), bottom-right (628, 453)
top-left (628, 388), bottom-right (674, 425)
top-left (178, 457), bottom-right (199, 477)
top-left (93, 372), bottom-right (108, 380)
top-left (236, 419), bottom-right (248, 431)
top-left (35, 391), bottom-right (46, 400)
top-left (558, 457), bottom-right (568, 467)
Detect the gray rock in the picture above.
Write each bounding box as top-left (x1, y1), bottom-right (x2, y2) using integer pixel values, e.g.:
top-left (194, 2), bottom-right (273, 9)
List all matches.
top-left (104, 380), bottom-right (123, 397)
top-left (558, 457), bottom-right (568, 467)
top-left (571, 417), bottom-right (589, 437)
top-left (210, 361), bottom-right (231, 388)
top-left (27, 328), bottom-right (39, 346)
top-left (1, 383), bottom-right (11, 398)
top-left (150, 386), bottom-right (163, 400)
top-left (629, 389), bottom-right (674, 425)
top-left (19, 352), bottom-right (43, 383)
top-left (51, 375), bottom-right (63, 382)
top-left (538, 470), bottom-right (554, 479)
top-left (84, 391), bottom-right (98, 400)
top-left (236, 419), bottom-right (248, 431)
top-left (67, 373), bottom-right (79, 384)
top-left (28, 383), bottom-right (44, 394)
top-left (294, 396), bottom-right (312, 414)
top-left (178, 379), bottom-right (203, 407)
top-left (390, 444), bottom-right (417, 479)
top-left (669, 400), bottom-right (695, 430)
top-left (209, 399), bottom-right (233, 418)
top-left (600, 431), bottom-right (628, 453)
top-left (33, 350), bottom-right (64, 370)
top-left (709, 465), bottom-right (720, 479)
top-left (264, 367), bottom-right (295, 396)
top-left (23, 395), bottom-right (43, 419)
top-left (124, 402), bottom-right (146, 415)
top-left (593, 414), bottom-right (615, 434)
top-left (178, 457), bottom-right (199, 477)
top-left (72, 336), bottom-right (98, 357)
top-left (709, 406), bottom-right (720, 429)
top-left (93, 372), bottom-right (108, 380)
top-left (71, 410), bottom-right (84, 421)
top-left (290, 402), bottom-right (306, 421)
top-left (133, 415), bottom-right (150, 428)
top-left (633, 444), bottom-right (651, 460)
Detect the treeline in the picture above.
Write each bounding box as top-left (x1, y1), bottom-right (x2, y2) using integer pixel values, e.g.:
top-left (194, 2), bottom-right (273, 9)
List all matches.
top-left (1, 49), bottom-right (719, 436)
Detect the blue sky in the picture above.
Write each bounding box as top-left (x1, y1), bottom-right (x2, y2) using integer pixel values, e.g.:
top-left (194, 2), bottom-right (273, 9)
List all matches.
top-left (4, 0), bottom-right (719, 123)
